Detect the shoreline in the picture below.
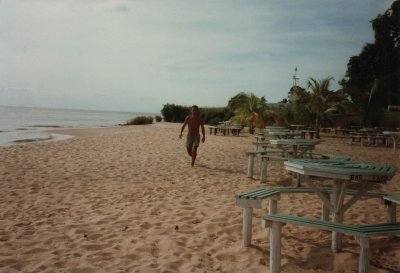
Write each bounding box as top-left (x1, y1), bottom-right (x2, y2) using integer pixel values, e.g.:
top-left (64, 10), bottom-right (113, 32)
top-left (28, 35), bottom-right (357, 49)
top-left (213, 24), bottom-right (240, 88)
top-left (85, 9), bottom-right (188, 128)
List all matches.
top-left (0, 122), bottom-right (399, 273)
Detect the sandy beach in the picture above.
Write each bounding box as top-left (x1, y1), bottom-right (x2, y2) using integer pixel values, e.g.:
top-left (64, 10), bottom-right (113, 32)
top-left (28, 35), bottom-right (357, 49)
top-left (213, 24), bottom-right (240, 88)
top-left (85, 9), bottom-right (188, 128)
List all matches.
top-left (0, 122), bottom-right (399, 273)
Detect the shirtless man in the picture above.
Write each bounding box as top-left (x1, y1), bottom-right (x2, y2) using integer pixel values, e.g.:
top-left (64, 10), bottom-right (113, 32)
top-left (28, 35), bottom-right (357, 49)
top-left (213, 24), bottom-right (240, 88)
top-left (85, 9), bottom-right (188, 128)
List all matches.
top-left (179, 105), bottom-right (205, 166)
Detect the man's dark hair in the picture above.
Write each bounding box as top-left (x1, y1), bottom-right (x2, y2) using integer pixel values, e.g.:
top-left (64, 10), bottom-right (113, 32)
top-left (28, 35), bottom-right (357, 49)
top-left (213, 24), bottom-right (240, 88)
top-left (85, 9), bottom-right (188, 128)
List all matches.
top-left (191, 105), bottom-right (199, 110)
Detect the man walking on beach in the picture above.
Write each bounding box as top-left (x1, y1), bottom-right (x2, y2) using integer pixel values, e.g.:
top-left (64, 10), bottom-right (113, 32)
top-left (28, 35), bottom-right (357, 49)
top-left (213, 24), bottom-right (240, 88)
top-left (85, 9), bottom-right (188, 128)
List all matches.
top-left (179, 105), bottom-right (205, 166)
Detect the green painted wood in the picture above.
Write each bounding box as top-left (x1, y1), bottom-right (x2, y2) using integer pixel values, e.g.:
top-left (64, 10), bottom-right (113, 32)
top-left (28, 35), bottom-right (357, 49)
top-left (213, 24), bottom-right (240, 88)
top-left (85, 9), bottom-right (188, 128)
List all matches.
top-left (263, 213), bottom-right (364, 236)
top-left (359, 223), bottom-right (400, 235)
top-left (263, 213), bottom-right (400, 237)
top-left (236, 187), bottom-right (387, 201)
top-left (236, 188), bottom-right (278, 199)
top-left (383, 195), bottom-right (400, 204)
top-left (284, 159), bottom-right (397, 182)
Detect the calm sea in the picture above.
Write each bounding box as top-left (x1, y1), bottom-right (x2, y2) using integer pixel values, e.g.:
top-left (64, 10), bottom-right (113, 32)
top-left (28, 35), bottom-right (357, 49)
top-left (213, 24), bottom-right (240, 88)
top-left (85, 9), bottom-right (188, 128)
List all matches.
top-left (0, 105), bottom-right (157, 146)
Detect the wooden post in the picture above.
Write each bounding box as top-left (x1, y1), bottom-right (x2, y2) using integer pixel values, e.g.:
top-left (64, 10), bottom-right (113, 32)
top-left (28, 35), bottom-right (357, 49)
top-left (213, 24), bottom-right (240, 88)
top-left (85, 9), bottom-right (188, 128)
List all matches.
top-left (332, 181), bottom-right (342, 252)
top-left (321, 192), bottom-right (330, 221)
top-left (296, 174), bottom-right (301, 187)
top-left (358, 236), bottom-right (370, 273)
top-left (247, 153), bottom-right (254, 178)
top-left (270, 221), bottom-right (283, 273)
top-left (386, 201), bottom-right (397, 224)
top-left (269, 199), bottom-right (278, 214)
top-left (262, 197), bottom-right (279, 228)
top-left (260, 157), bottom-right (267, 183)
top-left (243, 207), bottom-right (253, 247)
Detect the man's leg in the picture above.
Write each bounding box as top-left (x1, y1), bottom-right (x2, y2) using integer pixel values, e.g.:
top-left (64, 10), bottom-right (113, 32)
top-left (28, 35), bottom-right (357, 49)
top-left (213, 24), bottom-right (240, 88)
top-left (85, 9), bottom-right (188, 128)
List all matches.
top-left (186, 145), bottom-right (192, 157)
top-left (186, 135), bottom-right (192, 157)
top-left (191, 145), bottom-right (198, 166)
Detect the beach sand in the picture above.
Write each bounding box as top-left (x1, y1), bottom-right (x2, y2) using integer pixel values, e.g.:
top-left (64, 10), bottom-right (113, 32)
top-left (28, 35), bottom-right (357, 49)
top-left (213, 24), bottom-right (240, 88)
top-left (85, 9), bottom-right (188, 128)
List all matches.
top-left (0, 122), bottom-right (399, 273)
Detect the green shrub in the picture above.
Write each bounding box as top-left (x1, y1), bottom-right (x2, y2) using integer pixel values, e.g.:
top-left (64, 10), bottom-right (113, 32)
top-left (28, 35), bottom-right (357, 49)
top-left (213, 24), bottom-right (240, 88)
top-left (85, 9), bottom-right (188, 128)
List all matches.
top-left (160, 104), bottom-right (233, 124)
top-left (126, 116), bottom-right (154, 125)
top-left (161, 104), bottom-right (190, 122)
top-left (383, 111), bottom-right (400, 129)
top-left (200, 107), bottom-right (232, 125)
top-left (155, 115), bottom-right (162, 122)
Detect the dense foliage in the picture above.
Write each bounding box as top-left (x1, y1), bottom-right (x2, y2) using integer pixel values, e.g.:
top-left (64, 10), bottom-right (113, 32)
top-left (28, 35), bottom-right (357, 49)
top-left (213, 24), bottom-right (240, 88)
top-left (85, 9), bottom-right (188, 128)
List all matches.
top-left (340, 0), bottom-right (400, 126)
top-left (126, 116), bottom-right (154, 125)
top-left (160, 103), bottom-right (233, 124)
top-left (160, 104), bottom-right (190, 123)
top-left (158, 2), bottom-right (400, 130)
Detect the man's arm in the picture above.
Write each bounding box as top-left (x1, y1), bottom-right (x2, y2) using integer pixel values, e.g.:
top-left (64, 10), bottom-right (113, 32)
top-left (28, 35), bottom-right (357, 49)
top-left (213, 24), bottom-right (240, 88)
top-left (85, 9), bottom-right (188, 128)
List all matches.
top-left (201, 122), bottom-right (205, 142)
top-left (179, 116), bottom-right (189, 138)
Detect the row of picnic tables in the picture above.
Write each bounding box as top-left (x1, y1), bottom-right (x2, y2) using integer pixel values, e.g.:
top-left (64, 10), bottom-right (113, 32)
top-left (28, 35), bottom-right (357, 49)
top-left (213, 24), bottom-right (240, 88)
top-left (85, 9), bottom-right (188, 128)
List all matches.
top-left (284, 126), bottom-right (400, 151)
top-left (239, 126), bottom-right (399, 272)
top-left (351, 129), bottom-right (400, 153)
top-left (208, 122), bottom-right (244, 136)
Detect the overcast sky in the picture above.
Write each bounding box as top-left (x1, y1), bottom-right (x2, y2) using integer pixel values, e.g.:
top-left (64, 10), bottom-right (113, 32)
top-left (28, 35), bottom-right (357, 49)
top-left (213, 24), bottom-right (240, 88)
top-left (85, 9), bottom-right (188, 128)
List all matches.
top-left (0, 0), bottom-right (395, 113)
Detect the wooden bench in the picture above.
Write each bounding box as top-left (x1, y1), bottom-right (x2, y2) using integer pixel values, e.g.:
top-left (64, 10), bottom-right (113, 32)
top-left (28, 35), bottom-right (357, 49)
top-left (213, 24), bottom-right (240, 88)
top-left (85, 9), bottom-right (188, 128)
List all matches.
top-left (228, 126), bottom-right (242, 136)
top-left (387, 105), bottom-right (400, 112)
top-left (263, 213), bottom-right (400, 273)
top-left (246, 148), bottom-right (286, 179)
top-left (301, 130), bottom-right (316, 139)
top-left (235, 187), bottom-right (389, 247)
top-left (208, 126), bottom-right (219, 135)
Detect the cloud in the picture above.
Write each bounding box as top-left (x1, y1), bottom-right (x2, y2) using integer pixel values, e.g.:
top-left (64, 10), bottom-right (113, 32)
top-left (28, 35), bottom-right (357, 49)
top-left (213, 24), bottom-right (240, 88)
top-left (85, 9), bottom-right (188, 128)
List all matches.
top-left (0, 0), bottom-right (395, 112)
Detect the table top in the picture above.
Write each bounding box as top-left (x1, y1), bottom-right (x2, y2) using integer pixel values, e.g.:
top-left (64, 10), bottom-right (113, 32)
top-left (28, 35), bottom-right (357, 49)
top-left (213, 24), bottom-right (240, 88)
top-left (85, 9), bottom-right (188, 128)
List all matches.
top-left (265, 128), bottom-right (289, 132)
top-left (270, 139), bottom-right (320, 145)
top-left (265, 126), bottom-right (285, 129)
top-left (383, 131), bottom-right (400, 136)
top-left (269, 131), bottom-right (300, 135)
top-left (268, 131), bottom-right (301, 139)
top-left (383, 195), bottom-right (400, 204)
top-left (284, 159), bottom-right (397, 182)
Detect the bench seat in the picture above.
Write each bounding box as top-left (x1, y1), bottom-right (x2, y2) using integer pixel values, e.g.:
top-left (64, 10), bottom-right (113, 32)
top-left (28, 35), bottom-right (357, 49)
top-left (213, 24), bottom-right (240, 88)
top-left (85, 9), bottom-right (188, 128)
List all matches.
top-left (263, 213), bottom-right (400, 273)
top-left (235, 187), bottom-right (389, 247)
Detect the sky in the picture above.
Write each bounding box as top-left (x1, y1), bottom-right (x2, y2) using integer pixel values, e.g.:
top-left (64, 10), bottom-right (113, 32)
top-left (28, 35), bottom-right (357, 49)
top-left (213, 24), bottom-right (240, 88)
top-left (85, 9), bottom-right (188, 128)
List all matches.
top-left (0, 0), bottom-right (395, 113)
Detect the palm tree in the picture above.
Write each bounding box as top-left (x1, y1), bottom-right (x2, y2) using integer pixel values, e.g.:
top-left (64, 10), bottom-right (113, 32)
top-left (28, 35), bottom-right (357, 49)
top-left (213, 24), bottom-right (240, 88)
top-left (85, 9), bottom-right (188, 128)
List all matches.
top-left (228, 92), bottom-right (267, 134)
top-left (260, 107), bottom-right (286, 126)
top-left (306, 77), bottom-right (345, 138)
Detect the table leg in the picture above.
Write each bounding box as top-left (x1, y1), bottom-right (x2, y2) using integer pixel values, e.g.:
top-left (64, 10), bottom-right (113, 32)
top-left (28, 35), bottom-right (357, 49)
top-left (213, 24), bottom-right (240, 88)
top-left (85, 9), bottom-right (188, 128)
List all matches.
top-left (331, 180), bottom-right (346, 252)
top-left (293, 145), bottom-right (298, 158)
top-left (386, 201), bottom-right (397, 223)
top-left (247, 153), bottom-right (255, 178)
top-left (243, 207), bottom-right (252, 247)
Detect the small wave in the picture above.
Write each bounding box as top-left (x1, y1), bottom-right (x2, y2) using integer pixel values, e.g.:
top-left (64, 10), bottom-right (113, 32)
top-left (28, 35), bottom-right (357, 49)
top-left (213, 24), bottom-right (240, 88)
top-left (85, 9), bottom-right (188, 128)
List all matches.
top-left (30, 125), bottom-right (63, 128)
top-left (12, 135), bottom-right (54, 143)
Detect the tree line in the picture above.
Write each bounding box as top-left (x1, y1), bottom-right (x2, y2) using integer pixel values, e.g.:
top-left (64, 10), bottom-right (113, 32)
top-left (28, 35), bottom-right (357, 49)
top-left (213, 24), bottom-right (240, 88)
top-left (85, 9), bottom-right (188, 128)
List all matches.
top-left (160, 1), bottom-right (400, 137)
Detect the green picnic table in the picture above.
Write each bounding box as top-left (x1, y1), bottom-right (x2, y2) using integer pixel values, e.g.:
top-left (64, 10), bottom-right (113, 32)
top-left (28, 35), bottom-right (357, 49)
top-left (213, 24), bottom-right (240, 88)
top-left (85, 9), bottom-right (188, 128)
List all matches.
top-left (284, 159), bottom-right (397, 252)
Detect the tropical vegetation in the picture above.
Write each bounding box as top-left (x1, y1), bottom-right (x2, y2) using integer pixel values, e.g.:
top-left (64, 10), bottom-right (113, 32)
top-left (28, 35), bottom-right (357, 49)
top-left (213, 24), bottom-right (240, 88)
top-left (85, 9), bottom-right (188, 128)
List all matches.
top-left (159, 1), bottom-right (400, 134)
top-left (126, 116), bottom-right (154, 125)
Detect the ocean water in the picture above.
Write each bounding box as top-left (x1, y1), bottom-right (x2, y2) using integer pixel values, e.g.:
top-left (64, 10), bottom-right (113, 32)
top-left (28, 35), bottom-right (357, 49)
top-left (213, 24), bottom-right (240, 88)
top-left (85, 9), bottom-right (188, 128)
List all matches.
top-left (0, 105), bottom-right (157, 146)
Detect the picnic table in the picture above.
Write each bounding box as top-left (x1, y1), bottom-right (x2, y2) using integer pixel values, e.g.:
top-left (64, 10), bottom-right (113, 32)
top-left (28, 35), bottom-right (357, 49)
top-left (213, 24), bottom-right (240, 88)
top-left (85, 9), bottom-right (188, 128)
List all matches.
top-left (300, 130), bottom-right (317, 139)
top-left (208, 126), bottom-right (219, 135)
top-left (268, 131), bottom-right (301, 139)
top-left (269, 139), bottom-right (320, 158)
top-left (227, 125), bottom-right (242, 136)
top-left (265, 126), bottom-right (286, 131)
top-left (290, 124), bottom-right (304, 131)
top-left (383, 131), bottom-right (400, 153)
top-left (335, 128), bottom-right (355, 136)
top-left (284, 159), bottom-right (397, 252)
